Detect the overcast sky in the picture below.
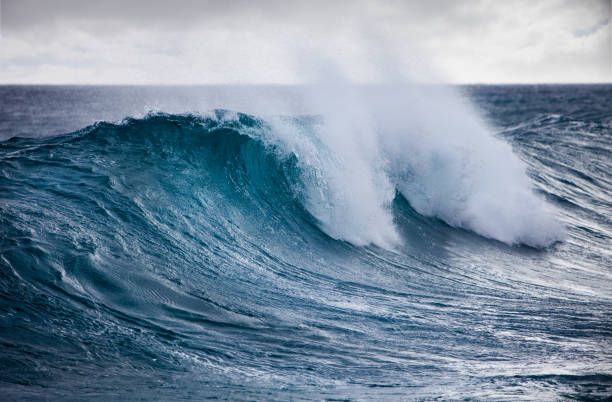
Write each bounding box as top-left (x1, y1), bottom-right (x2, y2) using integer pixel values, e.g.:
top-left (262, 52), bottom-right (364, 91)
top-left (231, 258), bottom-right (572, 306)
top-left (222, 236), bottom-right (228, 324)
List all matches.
top-left (0, 0), bottom-right (610, 84)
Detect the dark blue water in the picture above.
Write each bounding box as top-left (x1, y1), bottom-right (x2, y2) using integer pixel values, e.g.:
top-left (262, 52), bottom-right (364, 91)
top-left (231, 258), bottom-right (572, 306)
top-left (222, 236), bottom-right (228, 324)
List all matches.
top-left (1, 85), bottom-right (610, 400)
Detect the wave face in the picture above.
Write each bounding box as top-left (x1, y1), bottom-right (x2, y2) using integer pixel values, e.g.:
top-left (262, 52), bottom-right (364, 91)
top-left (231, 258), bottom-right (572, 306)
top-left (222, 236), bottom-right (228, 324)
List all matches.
top-left (0, 85), bottom-right (611, 400)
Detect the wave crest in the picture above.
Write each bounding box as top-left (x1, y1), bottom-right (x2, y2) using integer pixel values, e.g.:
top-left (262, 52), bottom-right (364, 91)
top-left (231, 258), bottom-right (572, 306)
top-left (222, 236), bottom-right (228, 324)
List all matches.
top-left (18, 98), bottom-right (564, 248)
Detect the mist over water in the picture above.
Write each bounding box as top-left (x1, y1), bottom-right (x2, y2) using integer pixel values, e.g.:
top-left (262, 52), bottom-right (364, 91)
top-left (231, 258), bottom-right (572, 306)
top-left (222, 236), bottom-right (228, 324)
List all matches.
top-left (265, 82), bottom-right (565, 247)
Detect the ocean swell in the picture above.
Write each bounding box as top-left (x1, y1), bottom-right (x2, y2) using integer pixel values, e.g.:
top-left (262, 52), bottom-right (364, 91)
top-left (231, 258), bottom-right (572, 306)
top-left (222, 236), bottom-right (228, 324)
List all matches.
top-left (32, 101), bottom-right (564, 249)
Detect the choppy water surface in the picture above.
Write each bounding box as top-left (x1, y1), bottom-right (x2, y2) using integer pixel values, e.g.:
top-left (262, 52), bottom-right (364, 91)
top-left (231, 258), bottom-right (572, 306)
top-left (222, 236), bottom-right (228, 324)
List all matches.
top-left (0, 85), bottom-right (610, 400)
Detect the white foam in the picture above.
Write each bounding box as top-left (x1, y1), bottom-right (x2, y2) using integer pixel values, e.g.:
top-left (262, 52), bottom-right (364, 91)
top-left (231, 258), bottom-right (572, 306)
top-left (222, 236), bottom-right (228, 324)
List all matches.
top-left (376, 85), bottom-right (565, 247)
top-left (262, 83), bottom-right (564, 248)
top-left (268, 86), bottom-right (399, 248)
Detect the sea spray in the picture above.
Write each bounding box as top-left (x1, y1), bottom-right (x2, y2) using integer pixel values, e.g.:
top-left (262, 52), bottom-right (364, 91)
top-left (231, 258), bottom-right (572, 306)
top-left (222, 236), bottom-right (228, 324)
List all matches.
top-left (258, 83), bottom-right (565, 247)
top-left (372, 84), bottom-right (565, 247)
top-left (270, 84), bottom-right (400, 247)
top-left (131, 81), bottom-right (566, 247)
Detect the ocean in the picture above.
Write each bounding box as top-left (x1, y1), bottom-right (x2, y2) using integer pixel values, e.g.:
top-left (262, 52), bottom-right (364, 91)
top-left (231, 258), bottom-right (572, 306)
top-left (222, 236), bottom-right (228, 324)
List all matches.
top-left (0, 84), bottom-right (610, 400)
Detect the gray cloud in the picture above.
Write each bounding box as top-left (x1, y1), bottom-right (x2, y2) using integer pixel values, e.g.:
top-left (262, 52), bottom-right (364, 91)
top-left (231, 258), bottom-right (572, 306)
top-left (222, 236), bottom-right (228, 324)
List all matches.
top-left (0, 0), bottom-right (609, 83)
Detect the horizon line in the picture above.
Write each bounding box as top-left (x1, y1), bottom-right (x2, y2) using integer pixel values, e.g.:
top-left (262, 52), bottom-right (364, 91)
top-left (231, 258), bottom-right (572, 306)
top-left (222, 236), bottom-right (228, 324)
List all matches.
top-left (0, 81), bottom-right (611, 86)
